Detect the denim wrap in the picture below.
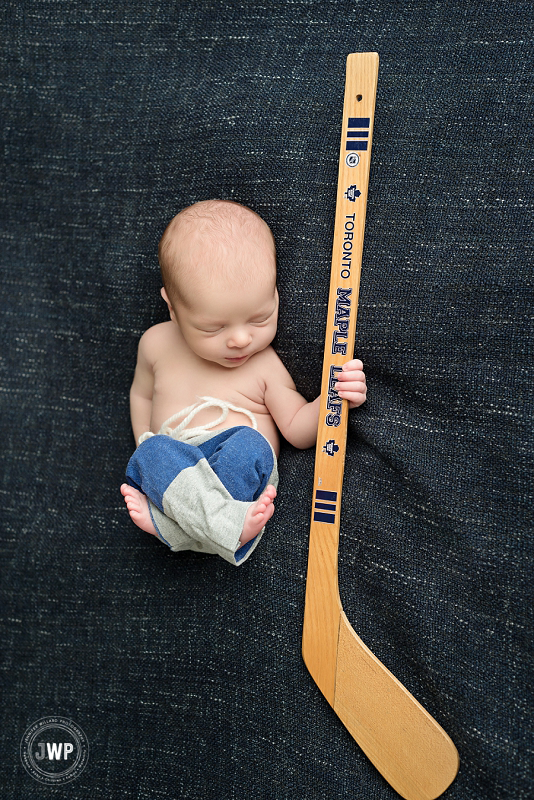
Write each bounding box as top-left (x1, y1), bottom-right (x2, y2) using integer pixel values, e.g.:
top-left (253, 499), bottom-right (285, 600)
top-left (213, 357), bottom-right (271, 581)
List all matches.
top-left (126, 427), bottom-right (278, 565)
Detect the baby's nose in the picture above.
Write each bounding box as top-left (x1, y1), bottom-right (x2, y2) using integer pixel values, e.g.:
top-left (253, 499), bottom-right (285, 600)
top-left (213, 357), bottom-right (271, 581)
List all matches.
top-left (227, 327), bottom-right (252, 348)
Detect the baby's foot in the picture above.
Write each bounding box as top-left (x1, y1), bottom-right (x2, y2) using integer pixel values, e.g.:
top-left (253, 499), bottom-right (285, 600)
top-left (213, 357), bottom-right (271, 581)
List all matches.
top-left (240, 485), bottom-right (277, 546)
top-left (120, 484), bottom-right (158, 537)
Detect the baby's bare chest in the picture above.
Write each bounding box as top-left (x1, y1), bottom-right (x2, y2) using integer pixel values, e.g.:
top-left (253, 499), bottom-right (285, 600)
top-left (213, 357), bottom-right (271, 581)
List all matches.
top-left (150, 349), bottom-right (275, 442)
top-left (155, 352), bottom-right (265, 403)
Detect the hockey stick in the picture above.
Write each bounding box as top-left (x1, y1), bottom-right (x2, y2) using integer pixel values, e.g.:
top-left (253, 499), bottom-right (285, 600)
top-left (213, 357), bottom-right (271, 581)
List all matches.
top-left (302, 53), bottom-right (459, 800)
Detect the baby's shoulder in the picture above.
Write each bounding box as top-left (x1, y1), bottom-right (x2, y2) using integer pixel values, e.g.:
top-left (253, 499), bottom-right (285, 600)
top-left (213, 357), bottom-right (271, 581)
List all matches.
top-left (253, 345), bottom-right (293, 381)
top-left (138, 321), bottom-right (177, 358)
top-left (252, 344), bottom-right (282, 368)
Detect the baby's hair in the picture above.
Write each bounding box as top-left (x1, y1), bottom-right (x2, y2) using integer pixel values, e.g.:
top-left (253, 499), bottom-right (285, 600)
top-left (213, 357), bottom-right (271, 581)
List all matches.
top-left (159, 199), bottom-right (276, 308)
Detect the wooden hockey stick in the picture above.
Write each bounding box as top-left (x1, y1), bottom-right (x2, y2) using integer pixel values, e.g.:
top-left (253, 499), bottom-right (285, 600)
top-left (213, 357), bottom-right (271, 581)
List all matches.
top-left (302, 53), bottom-right (459, 800)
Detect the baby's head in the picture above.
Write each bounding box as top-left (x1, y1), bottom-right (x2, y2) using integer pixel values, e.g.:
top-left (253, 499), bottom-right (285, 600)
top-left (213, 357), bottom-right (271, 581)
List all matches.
top-left (158, 200), bottom-right (278, 368)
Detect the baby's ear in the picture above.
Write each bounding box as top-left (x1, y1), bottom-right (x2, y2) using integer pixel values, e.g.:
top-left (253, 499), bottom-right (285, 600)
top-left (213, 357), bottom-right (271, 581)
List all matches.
top-left (160, 287), bottom-right (177, 323)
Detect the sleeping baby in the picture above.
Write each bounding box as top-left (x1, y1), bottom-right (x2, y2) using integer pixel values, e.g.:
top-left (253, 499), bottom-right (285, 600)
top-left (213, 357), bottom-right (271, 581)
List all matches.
top-left (121, 199), bottom-right (366, 564)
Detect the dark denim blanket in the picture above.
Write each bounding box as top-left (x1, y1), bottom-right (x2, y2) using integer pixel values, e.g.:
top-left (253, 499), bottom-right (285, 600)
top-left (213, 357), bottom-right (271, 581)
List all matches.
top-left (1, 2), bottom-right (532, 798)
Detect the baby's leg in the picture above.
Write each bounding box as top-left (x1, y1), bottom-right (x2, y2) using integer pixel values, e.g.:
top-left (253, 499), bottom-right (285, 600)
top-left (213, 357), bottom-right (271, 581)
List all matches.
top-left (120, 484), bottom-right (157, 536)
top-left (124, 430), bottom-right (278, 563)
top-left (199, 427), bottom-right (278, 544)
top-left (122, 479), bottom-right (276, 548)
top-left (119, 480), bottom-right (273, 544)
top-left (200, 427), bottom-right (276, 502)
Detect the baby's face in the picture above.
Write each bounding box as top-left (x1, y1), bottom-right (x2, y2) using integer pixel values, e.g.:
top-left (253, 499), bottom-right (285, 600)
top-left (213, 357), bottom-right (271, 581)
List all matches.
top-left (172, 277), bottom-right (279, 368)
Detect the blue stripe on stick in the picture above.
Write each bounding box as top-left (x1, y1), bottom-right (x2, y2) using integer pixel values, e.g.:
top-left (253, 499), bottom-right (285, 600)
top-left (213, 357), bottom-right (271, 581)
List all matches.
top-left (313, 511), bottom-right (336, 524)
top-left (315, 489), bottom-right (337, 502)
top-left (346, 141), bottom-right (368, 150)
top-left (348, 117), bottom-right (370, 128)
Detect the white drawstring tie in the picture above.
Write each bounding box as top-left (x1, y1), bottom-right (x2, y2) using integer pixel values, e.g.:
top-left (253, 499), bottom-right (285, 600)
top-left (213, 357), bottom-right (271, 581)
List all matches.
top-left (138, 396), bottom-right (257, 446)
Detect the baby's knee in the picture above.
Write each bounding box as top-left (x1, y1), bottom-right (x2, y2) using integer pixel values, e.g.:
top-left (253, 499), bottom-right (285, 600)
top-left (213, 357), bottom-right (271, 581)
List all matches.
top-left (232, 426), bottom-right (271, 454)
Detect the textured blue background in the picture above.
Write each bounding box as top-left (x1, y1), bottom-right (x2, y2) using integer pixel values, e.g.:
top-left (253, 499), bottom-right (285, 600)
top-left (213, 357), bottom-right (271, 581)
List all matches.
top-left (1, 2), bottom-right (532, 798)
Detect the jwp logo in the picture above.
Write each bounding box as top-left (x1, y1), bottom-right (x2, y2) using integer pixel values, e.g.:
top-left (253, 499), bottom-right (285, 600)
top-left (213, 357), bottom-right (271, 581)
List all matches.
top-left (20, 717), bottom-right (89, 784)
top-left (35, 740), bottom-right (75, 760)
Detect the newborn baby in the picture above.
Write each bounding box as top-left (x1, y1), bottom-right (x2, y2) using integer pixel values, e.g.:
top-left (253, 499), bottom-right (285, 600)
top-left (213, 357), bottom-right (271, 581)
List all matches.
top-left (121, 199), bottom-right (366, 564)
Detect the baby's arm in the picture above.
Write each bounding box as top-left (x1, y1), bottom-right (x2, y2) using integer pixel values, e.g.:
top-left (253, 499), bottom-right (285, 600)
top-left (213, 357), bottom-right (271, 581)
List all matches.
top-left (264, 351), bottom-right (366, 449)
top-left (130, 331), bottom-right (155, 444)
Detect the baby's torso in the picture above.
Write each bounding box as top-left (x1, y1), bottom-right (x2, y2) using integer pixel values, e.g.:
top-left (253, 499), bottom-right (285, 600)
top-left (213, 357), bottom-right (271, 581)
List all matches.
top-left (148, 323), bottom-right (280, 454)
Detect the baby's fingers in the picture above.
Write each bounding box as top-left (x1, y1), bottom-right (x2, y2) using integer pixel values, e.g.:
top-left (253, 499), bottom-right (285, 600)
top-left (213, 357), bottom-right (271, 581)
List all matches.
top-left (337, 359), bottom-right (367, 407)
top-left (338, 366), bottom-right (366, 384)
top-left (342, 358), bottom-right (364, 372)
top-left (336, 380), bottom-right (367, 396)
top-left (335, 379), bottom-right (367, 408)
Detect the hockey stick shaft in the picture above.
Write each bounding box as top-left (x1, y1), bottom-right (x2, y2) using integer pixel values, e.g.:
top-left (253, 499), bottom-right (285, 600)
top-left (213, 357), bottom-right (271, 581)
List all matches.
top-left (302, 53), bottom-right (459, 800)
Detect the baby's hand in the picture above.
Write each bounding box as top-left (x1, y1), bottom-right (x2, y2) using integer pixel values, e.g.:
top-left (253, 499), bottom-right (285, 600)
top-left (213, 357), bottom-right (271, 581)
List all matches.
top-left (335, 359), bottom-right (367, 408)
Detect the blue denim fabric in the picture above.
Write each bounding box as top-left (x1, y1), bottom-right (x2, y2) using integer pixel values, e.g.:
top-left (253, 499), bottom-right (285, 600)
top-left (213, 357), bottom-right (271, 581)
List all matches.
top-left (1, 1), bottom-right (532, 799)
top-left (126, 427), bottom-right (274, 511)
top-left (126, 427), bottom-right (275, 563)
